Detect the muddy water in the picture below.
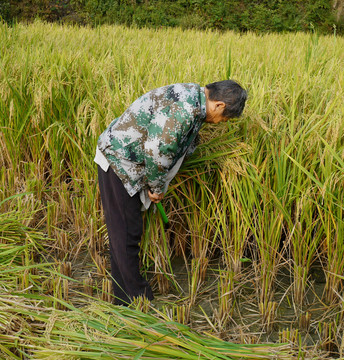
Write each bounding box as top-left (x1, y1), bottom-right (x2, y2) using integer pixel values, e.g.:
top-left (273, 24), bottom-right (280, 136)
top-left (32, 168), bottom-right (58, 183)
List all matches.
top-left (148, 256), bottom-right (341, 358)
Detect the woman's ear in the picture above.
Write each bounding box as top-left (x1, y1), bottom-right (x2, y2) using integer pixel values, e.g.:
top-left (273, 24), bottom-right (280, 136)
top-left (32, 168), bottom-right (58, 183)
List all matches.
top-left (215, 101), bottom-right (225, 112)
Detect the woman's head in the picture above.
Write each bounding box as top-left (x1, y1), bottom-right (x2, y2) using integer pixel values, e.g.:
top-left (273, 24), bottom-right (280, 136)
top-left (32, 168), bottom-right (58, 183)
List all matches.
top-left (205, 80), bottom-right (247, 123)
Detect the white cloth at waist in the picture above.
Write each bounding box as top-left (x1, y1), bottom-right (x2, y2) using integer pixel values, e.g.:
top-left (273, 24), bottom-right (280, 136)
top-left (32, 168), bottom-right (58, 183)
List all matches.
top-left (94, 146), bottom-right (185, 210)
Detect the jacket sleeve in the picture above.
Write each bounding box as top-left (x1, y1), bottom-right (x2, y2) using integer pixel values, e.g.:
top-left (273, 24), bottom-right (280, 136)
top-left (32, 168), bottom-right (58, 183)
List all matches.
top-left (185, 133), bottom-right (200, 158)
top-left (144, 109), bottom-right (192, 194)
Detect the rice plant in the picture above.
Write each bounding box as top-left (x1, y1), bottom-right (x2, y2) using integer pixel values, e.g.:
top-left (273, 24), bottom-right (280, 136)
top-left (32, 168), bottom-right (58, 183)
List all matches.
top-left (0, 294), bottom-right (290, 360)
top-left (1, 19), bottom-right (344, 358)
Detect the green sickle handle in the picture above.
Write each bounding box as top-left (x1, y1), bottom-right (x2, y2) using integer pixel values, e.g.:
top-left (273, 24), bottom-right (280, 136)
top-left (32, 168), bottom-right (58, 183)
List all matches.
top-left (156, 202), bottom-right (169, 224)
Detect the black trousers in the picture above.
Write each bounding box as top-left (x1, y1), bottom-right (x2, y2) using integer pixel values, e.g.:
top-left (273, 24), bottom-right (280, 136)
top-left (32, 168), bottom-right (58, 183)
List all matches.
top-left (97, 165), bottom-right (154, 305)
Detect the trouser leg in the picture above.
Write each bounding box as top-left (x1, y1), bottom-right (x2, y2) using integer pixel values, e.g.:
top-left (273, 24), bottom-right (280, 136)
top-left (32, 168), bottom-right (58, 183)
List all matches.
top-left (97, 165), bottom-right (153, 305)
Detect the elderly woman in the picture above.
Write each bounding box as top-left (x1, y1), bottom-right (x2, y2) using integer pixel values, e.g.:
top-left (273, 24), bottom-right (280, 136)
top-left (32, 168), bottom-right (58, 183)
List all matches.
top-left (94, 80), bottom-right (247, 305)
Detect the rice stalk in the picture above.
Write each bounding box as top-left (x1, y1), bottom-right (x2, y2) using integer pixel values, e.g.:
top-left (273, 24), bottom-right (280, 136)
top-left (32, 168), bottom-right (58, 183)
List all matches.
top-left (0, 294), bottom-right (290, 360)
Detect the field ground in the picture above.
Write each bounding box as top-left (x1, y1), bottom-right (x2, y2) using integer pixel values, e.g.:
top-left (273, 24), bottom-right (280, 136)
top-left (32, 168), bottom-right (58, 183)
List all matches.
top-left (0, 20), bottom-right (344, 359)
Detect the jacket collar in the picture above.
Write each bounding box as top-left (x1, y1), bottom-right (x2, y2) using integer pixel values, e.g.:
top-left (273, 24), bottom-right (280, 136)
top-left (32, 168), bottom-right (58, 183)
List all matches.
top-left (199, 87), bottom-right (207, 120)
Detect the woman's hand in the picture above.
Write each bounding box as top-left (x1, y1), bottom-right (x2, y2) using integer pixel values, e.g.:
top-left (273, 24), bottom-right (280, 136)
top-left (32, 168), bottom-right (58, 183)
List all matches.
top-left (148, 190), bottom-right (164, 203)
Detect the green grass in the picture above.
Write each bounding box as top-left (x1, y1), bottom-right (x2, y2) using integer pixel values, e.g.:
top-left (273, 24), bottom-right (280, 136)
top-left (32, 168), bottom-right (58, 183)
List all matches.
top-left (1, 19), bottom-right (344, 358)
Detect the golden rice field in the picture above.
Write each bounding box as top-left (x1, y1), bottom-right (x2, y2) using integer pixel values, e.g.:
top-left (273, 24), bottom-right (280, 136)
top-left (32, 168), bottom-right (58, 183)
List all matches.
top-left (0, 19), bottom-right (344, 359)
